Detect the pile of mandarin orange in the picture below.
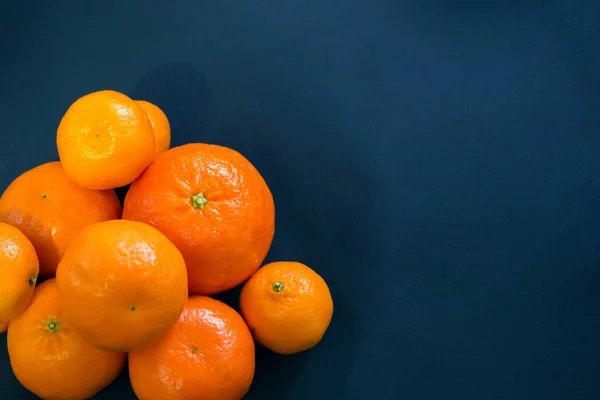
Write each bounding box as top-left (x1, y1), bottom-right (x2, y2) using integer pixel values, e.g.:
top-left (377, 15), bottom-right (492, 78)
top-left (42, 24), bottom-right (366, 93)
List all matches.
top-left (0, 90), bottom-right (333, 400)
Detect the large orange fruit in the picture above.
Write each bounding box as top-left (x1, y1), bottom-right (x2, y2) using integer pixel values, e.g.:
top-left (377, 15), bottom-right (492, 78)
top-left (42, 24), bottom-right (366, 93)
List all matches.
top-left (129, 296), bottom-right (255, 400)
top-left (136, 100), bottom-right (171, 155)
top-left (0, 223), bottom-right (39, 324)
top-left (7, 280), bottom-right (126, 400)
top-left (0, 162), bottom-right (121, 277)
top-left (55, 219), bottom-right (188, 352)
top-left (57, 90), bottom-right (155, 190)
top-left (240, 261), bottom-right (334, 354)
top-left (123, 143), bottom-right (275, 295)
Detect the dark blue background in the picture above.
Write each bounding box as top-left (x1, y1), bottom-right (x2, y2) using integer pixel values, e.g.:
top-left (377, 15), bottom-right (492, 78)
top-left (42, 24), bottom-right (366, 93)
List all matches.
top-left (1, 1), bottom-right (600, 399)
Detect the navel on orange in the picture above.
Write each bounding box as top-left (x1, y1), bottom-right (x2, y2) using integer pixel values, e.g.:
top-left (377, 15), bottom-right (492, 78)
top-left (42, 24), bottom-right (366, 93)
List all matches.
top-left (57, 90), bottom-right (155, 190)
top-left (240, 261), bottom-right (334, 355)
top-left (7, 280), bottom-right (126, 400)
top-left (55, 219), bottom-right (188, 352)
top-left (0, 161), bottom-right (121, 277)
top-left (123, 143), bottom-right (275, 295)
top-left (129, 296), bottom-right (255, 400)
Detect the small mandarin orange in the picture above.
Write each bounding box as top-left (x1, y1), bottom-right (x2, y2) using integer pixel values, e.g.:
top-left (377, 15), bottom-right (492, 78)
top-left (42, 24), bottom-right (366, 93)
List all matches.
top-left (56, 90), bottom-right (155, 190)
top-left (0, 222), bottom-right (39, 324)
top-left (136, 100), bottom-right (171, 155)
top-left (129, 296), bottom-right (255, 400)
top-left (7, 280), bottom-right (126, 399)
top-left (55, 219), bottom-right (188, 352)
top-left (0, 161), bottom-right (121, 277)
top-left (240, 261), bottom-right (334, 355)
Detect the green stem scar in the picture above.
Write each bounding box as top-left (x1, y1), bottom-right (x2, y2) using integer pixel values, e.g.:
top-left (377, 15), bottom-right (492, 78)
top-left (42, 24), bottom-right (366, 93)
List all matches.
top-left (45, 319), bottom-right (61, 334)
top-left (191, 348), bottom-right (197, 354)
top-left (192, 193), bottom-right (208, 209)
top-left (28, 275), bottom-right (37, 287)
top-left (272, 281), bottom-right (284, 293)
top-left (41, 193), bottom-right (48, 199)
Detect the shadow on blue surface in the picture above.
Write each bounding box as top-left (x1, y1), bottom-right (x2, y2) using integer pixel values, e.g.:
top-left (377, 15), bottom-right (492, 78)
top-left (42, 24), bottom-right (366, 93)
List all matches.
top-left (128, 62), bottom-right (213, 146)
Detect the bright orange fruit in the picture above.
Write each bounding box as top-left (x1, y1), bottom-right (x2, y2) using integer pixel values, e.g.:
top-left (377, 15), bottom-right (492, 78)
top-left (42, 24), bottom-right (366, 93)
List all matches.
top-left (0, 161), bottom-right (121, 277)
top-left (136, 100), bottom-right (171, 155)
top-left (123, 143), bottom-right (275, 295)
top-left (55, 219), bottom-right (188, 352)
top-left (240, 261), bottom-right (334, 354)
top-left (57, 90), bottom-right (155, 190)
top-left (129, 296), bottom-right (255, 400)
top-left (7, 280), bottom-right (126, 400)
top-left (0, 223), bottom-right (39, 324)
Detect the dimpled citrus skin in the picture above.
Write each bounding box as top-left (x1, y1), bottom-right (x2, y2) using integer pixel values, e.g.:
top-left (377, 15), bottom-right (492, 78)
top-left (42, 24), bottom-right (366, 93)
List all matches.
top-left (0, 161), bottom-right (121, 277)
top-left (56, 90), bottom-right (155, 190)
top-left (240, 261), bottom-right (334, 355)
top-left (129, 296), bottom-right (255, 400)
top-left (0, 223), bottom-right (39, 324)
top-left (122, 143), bottom-right (275, 295)
top-left (55, 219), bottom-right (188, 352)
top-left (7, 280), bottom-right (126, 400)
top-left (135, 100), bottom-right (171, 155)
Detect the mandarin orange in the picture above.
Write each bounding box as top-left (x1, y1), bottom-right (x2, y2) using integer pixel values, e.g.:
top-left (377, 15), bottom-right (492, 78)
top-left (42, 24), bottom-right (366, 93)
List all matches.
top-left (123, 143), bottom-right (275, 295)
top-left (0, 222), bottom-right (39, 324)
top-left (7, 280), bottom-right (126, 399)
top-left (136, 100), bottom-right (171, 155)
top-left (57, 90), bottom-right (155, 190)
top-left (0, 161), bottom-right (121, 277)
top-left (240, 261), bottom-right (334, 354)
top-left (55, 219), bottom-right (188, 352)
top-left (129, 296), bottom-right (255, 400)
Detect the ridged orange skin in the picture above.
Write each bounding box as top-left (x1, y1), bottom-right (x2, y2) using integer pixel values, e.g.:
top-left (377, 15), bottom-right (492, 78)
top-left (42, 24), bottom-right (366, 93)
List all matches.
top-left (136, 100), bottom-right (171, 155)
top-left (8, 280), bottom-right (126, 400)
top-left (0, 162), bottom-right (121, 278)
top-left (55, 219), bottom-right (188, 352)
top-left (129, 296), bottom-right (255, 400)
top-left (57, 90), bottom-right (155, 190)
top-left (122, 143), bottom-right (275, 295)
top-left (240, 261), bottom-right (334, 355)
top-left (0, 223), bottom-right (39, 324)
